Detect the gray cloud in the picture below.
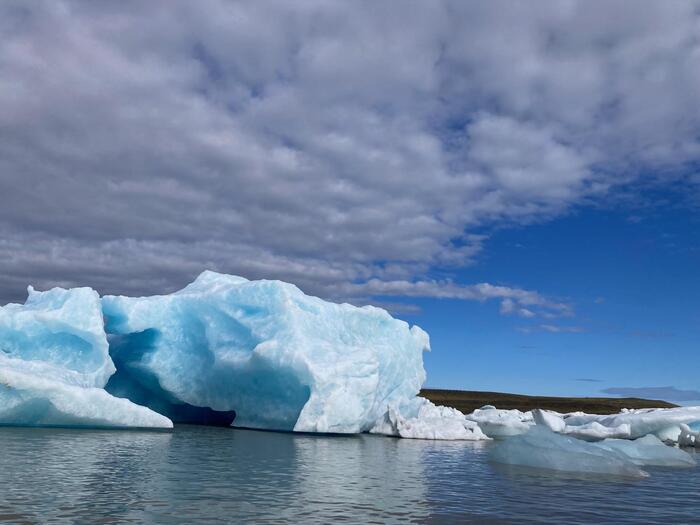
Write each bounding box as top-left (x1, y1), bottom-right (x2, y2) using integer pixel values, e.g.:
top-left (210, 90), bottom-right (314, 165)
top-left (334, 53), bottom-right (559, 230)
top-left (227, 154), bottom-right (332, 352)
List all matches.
top-left (602, 386), bottom-right (700, 402)
top-left (1, 1), bottom-right (699, 316)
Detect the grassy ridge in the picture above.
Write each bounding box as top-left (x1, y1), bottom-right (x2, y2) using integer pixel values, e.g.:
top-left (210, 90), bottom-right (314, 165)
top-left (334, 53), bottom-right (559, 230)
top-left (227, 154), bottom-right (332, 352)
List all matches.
top-left (420, 388), bottom-right (678, 415)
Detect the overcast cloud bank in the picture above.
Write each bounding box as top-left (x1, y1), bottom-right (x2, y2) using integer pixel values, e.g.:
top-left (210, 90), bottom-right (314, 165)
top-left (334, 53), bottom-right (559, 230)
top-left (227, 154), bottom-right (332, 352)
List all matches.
top-left (2, 1), bottom-right (700, 324)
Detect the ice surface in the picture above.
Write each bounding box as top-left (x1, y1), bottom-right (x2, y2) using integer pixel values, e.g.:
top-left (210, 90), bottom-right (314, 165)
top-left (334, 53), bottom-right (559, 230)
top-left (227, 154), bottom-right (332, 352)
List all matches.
top-left (564, 407), bottom-right (700, 441)
top-left (0, 286), bottom-right (113, 387)
top-left (0, 287), bottom-right (172, 428)
top-left (465, 407), bottom-right (533, 437)
top-left (562, 421), bottom-right (631, 441)
top-left (371, 397), bottom-right (489, 440)
top-left (594, 434), bottom-right (696, 467)
top-left (679, 424), bottom-right (700, 448)
top-left (532, 409), bottom-right (566, 432)
top-left (102, 271), bottom-right (429, 433)
top-left (0, 365), bottom-right (173, 428)
top-left (530, 409), bottom-right (631, 440)
top-left (490, 427), bottom-right (648, 478)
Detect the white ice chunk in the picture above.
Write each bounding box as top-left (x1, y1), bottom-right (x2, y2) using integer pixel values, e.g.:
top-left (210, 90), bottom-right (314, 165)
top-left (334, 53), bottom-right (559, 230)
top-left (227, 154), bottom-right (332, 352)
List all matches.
top-left (102, 271), bottom-right (429, 434)
top-left (371, 397), bottom-right (489, 440)
top-left (594, 434), bottom-right (696, 467)
top-left (466, 407), bottom-right (533, 437)
top-left (490, 427), bottom-right (648, 478)
top-left (0, 365), bottom-right (172, 428)
top-left (564, 407), bottom-right (700, 441)
top-left (679, 424), bottom-right (700, 448)
top-left (532, 409), bottom-right (566, 432)
top-left (0, 286), bottom-right (114, 387)
top-left (0, 287), bottom-right (171, 428)
top-left (531, 408), bottom-right (631, 441)
top-left (563, 421), bottom-right (632, 441)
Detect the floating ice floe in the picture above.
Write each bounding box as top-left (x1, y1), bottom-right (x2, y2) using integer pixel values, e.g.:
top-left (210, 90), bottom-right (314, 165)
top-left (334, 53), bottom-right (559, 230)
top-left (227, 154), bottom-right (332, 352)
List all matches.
top-left (490, 427), bottom-right (649, 478)
top-left (495, 407), bottom-right (700, 445)
top-left (532, 409), bottom-right (631, 441)
top-left (490, 408), bottom-right (698, 475)
top-left (371, 397), bottom-right (489, 440)
top-left (679, 424), bottom-right (700, 448)
top-left (593, 434), bottom-right (696, 467)
top-left (464, 406), bottom-right (533, 438)
top-left (563, 407), bottom-right (700, 442)
top-left (102, 271), bottom-right (429, 434)
top-left (0, 286), bottom-right (172, 428)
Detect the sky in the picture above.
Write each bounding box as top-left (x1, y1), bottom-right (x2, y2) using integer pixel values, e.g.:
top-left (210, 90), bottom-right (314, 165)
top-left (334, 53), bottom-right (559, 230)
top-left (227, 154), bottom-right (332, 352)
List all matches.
top-left (1, 1), bottom-right (699, 402)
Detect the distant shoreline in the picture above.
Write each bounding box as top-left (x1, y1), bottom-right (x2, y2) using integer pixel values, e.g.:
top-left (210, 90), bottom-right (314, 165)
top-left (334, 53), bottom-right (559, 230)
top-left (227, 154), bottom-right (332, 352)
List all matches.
top-left (420, 388), bottom-right (677, 415)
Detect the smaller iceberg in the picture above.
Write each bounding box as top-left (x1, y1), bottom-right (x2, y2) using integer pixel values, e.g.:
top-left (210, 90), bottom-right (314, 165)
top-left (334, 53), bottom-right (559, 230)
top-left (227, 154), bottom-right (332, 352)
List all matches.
top-left (490, 427), bottom-right (648, 478)
top-left (593, 434), bottom-right (696, 468)
top-left (371, 397), bottom-right (489, 440)
top-left (563, 407), bottom-right (700, 442)
top-left (679, 424), bottom-right (700, 448)
top-left (465, 406), bottom-right (533, 437)
top-left (532, 409), bottom-right (631, 441)
top-left (562, 421), bottom-right (632, 441)
top-left (531, 409), bottom-right (566, 432)
top-left (0, 365), bottom-right (173, 428)
top-left (0, 286), bottom-right (172, 428)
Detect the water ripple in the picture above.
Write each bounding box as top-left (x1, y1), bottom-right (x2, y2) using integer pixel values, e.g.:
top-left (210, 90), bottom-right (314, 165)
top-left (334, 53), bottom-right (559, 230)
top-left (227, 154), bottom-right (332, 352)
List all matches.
top-left (0, 426), bottom-right (698, 524)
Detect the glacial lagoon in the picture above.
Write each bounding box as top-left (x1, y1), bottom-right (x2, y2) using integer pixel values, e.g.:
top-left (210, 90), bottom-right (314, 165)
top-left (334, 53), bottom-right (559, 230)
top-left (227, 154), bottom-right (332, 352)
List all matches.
top-left (1, 425), bottom-right (698, 525)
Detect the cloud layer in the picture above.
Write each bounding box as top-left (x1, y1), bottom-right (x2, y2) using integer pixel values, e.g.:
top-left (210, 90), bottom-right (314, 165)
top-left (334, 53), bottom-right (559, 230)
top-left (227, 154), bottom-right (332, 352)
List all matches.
top-left (603, 387), bottom-right (700, 402)
top-left (1, 1), bottom-right (700, 312)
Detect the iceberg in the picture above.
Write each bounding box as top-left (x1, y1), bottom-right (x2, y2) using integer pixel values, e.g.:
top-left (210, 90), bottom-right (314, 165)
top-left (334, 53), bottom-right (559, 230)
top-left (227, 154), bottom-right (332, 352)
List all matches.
top-left (679, 424), bottom-right (700, 448)
top-left (0, 286), bottom-right (172, 428)
top-left (532, 409), bottom-right (631, 441)
top-left (490, 426), bottom-right (648, 478)
top-left (562, 421), bottom-right (631, 441)
top-left (102, 271), bottom-right (429, 433)
top-left (371, 397), bottom-right (489, 440)
top-left (593, 434), bottom-right (696, 468)
top-left (563, 407), bottom-right (700, 442)
top-left (532, 408), bottom-right (566, 432)
top-left (465, 406), bottom-right (533, 437)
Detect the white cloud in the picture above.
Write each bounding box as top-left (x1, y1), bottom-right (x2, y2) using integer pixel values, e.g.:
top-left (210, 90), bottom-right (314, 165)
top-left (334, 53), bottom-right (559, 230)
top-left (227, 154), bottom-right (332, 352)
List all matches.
top-left (0, 0), bottom-right (699, 322)
top-left (519, 324), bottom-right (585, 334)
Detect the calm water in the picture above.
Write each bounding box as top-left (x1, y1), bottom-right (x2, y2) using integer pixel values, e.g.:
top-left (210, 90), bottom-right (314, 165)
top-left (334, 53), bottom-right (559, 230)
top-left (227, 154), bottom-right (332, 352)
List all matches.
top-left (1, 426), bottom-right (699, 524)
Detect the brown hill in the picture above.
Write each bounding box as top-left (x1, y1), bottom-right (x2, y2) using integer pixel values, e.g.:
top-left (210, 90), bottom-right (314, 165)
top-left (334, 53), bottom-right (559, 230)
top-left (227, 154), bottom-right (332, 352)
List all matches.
top-left (420, 388), bottom-right (677, 415)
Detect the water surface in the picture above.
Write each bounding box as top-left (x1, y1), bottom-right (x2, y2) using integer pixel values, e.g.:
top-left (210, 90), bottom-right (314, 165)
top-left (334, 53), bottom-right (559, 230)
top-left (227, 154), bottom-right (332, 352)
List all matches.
top-left (1, 426), bottom-right (698, 524)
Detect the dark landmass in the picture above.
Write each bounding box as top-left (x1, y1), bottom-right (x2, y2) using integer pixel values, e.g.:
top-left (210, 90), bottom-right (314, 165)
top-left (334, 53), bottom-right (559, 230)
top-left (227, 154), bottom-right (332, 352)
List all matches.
top-left (420, 388), bottom-right (678, 415)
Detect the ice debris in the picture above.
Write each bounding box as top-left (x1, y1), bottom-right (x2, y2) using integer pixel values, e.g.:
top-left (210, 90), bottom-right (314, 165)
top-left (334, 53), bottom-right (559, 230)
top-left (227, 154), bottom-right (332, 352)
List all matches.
top-left (593, 434), bottom-right (696, 468)
top-left (0, 286), bottom-right (172, 428)
top-left (465, 407), bottom-right (533, 437)
top-left (564, 407), bottom-right (700, 441)
top-left (370, 397), bottom-right (489, 440)
top-left (532, 408), bottom-right (566, 432)
top-left (679, 424), bottom-right (700, 448)
top-left (490, 427), bottom-right (649, 478)
top-left (532, 409), bottom-right (631, 441)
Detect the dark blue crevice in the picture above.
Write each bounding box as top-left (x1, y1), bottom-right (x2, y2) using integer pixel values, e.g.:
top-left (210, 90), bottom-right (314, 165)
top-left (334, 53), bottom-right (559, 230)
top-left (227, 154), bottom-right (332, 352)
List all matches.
top-left (106, 330), bottom-right (236, 427)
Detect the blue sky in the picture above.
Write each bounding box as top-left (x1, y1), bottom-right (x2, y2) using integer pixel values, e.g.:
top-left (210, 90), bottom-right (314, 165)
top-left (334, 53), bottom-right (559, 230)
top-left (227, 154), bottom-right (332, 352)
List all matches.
top-left (1, 1), bottom-right (699, 402)
top-left (405, 192), bottom-right (700, 399)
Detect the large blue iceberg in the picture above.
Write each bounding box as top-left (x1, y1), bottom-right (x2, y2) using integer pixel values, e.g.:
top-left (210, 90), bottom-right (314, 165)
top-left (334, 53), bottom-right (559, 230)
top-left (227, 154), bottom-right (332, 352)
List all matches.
top-left (0, 286), bottom-right (171, 428)
top-left (102, 271), bottom-right (429, 433)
